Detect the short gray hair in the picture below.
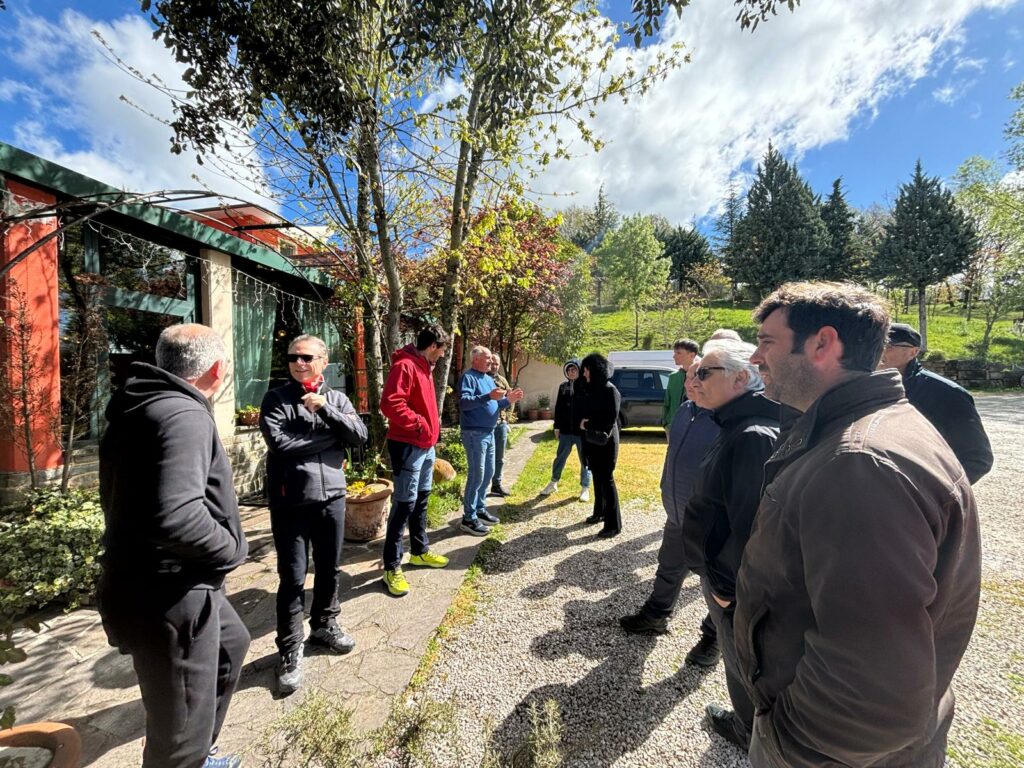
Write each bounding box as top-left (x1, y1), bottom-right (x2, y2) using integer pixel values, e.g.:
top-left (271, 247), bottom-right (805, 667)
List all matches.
top-left (702, 338), bottom-right (763, 392)
top-left (288, 334), bottom-right (328, 357)
top-left (471, 345), bottom-right (490, 359)
top-left (156, 324), bottom-right (226, 380)
top-left (708, 328), bottom-right (742, 341)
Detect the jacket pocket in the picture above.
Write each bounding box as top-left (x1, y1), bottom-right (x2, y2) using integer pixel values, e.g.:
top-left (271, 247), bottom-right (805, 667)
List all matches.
top-left (739, 602), bottom-right (771, 711)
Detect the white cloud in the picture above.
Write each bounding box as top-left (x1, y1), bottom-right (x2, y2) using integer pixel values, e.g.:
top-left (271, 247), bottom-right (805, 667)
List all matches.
top-left (530, 0), bottom-right (1019, 221)
top-left (953, 55), bottom-right (987, 72)
top-left (0, 10), bottom-right (276, 211)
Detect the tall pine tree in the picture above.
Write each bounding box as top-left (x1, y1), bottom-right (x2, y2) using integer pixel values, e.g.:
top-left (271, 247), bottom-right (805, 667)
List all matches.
top-left (664, 225), bottom-right (714, 289)
top-left (876, 160), bottom-right (978, 349)
top-left (819, 178), bottom-right (859, 279)
top-left (728, 144), bottom-right (830, 297)
top-left (589, 184), bottom-right (620, 306)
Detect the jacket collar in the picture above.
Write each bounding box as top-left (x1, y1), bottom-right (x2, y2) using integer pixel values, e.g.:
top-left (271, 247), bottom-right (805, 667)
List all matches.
top-left (903, 357), bottom-right (923, 381)
top-left (711, 390), bottom-right (780, 429)
top-left (767, 370), bottom-right (905, 469)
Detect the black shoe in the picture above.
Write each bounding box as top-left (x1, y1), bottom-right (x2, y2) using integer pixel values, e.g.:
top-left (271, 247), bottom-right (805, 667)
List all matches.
top-left (597, 528), bottom-right (620, 538)
top-left (478, 509), bottom-right (501, 526)
top-left (308, 623), bottom-right (356, 654)
top-left (705, 704), bottom-right (750, 750)
top-left (489, 484), bottom-right (511, 497)
top-left (584, 514), bottom-right (602, 524)
top-left (276, 646), bottom-right (303, 695)
top-left (619, 611), bottom-right (669, 635)
top-left (685, 633), bottom-right (721, 668)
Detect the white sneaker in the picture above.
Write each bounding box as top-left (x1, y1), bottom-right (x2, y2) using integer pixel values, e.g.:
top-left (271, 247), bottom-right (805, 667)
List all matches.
top-left (579, 488), bottom-right (590, 503)
top-left (540, 481), bottom-right (558, 496)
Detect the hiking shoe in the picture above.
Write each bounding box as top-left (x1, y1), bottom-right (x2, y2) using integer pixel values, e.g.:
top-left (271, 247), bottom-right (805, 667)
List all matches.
top-left (685, 633), bottom-right (721, 668)
top-left (460, 518), bottom-right (489, 536)
top-left (276, 646), bottom-right (303, 695)
top-left (383, 567), bottom-right (410, 596)
top-left (409, 551), bottom-right (449, 568)
top-left (203, 747), bottom-right (242, 768)
top-left (477, 509), bottom-right (501, 526)
top-left (706, 703), bottom-right (750, 750)
top-left (579, 487), bottom-right (590, 502)
top-left (309, 623), bottom-right (356, 654)
top-left (619, 611), bottom-right (669, 635)
top-left (490, 484), bottom-right (511, 497)
top-left (584, 514), bottom-right (602, 524)
top-left (540, 481), bottom-right (558, 496)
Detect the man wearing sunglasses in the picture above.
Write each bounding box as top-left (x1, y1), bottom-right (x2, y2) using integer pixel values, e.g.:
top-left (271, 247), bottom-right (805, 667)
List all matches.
top-left (680, 337), bottom-right (786, 753)
top-left (878, 322), bottom-right (992, 483)
top-left (260, 334), bottom-right (368, 695)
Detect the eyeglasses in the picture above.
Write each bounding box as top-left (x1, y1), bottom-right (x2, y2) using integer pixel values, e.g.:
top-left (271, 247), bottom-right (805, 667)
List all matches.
top-left (694, 366), bottom-right (726, 381)
top-left (885, 343), bottom-right (917, 349)
top-left (287, 354), bottom-right (323, 364)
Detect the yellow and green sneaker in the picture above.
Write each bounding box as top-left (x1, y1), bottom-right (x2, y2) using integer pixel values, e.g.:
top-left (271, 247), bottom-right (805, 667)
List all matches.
top-left (409, 551), bottom-right (449, 569)
top-left (383, 567), bottom-right (410, 596)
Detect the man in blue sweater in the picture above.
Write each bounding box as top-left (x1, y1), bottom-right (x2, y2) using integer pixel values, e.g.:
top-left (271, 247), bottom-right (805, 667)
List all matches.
top-left (619, 360), bottom-right (722, 666)
top-left (459, 345), bottom-right (524, 535)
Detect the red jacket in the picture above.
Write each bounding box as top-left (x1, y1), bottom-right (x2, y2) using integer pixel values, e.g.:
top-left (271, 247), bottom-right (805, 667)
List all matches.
top-left (381, 344), bottom-right (440, 449)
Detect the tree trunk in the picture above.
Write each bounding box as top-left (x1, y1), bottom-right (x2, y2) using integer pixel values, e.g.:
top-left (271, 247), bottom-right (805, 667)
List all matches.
top-left (434, 83), bottom-right (484, 416)
top-left (917, 282), bottom-right (928, 351)
top-left (634, 306), bottom-right (640, 348)
top-left (355, 164), bottom-right (386, 452)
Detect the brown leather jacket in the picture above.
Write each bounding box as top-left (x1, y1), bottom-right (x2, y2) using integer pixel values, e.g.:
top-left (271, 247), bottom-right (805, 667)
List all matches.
top-left (735, 370), bottom-right (981, 768)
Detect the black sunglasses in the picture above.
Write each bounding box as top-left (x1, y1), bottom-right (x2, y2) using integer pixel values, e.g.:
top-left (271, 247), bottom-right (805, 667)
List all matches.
top-left (694, 366), bottom-right (726, 381)
top-left (287, 353), bottom-right (323, 364)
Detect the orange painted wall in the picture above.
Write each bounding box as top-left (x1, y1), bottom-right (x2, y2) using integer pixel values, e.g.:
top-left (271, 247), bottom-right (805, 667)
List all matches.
top-left (0, 179), bottom-right (63, 472)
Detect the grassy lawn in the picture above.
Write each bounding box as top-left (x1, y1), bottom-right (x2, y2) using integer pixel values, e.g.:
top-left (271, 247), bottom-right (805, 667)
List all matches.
top-left (587, 302), bottom-right (1024, 365)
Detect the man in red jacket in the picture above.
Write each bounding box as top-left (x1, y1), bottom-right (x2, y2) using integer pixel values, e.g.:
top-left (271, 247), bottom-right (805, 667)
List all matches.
top-left (379, 324), bottom-right (451, 596)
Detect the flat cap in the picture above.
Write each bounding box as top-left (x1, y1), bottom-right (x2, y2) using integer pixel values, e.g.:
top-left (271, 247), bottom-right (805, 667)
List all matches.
top-left (888, 322), bottom-right (922, 347)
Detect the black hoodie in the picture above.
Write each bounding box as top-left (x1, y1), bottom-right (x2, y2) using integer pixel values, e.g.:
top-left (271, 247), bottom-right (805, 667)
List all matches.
top-left (99, 362), bottom-right (247, 596)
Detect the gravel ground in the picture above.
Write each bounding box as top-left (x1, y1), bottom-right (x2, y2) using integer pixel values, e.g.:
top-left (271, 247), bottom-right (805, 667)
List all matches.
top-left (378, 394), bottom-right (1024, 767)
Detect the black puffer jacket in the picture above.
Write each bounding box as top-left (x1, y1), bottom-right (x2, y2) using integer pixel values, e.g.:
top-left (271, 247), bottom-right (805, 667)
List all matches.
top-left (680, 389), bottom-right (782, 602)
top-left (99, 362), bottom-right (248, 593)
top-left (902, 358), bottom-right (993, 484)
top-left (579, 353), bottom-right (620, 450)
top-left (260, 380), bottom-right (368, 509)
top-left (553, 358), bottom-right (583, 434)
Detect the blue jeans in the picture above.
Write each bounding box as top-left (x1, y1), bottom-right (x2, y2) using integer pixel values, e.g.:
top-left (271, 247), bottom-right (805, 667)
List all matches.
top-left (461, 428), bottom-right (494, 521)
top-left (383, 441), bottom-right (434, 570)
top-left (551, 433), bottom-right (591, 487)
top-left (492, 421), bottom-right (509, 486)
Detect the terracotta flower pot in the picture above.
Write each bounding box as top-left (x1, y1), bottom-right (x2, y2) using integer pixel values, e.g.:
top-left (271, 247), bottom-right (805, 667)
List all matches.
top-left (527, 409), bottom-right (540, 421)
top-left (0, 722), bottom-right (82, 768)
top-left (539, 409), bottom-right (553, 420)
top-left (344, 479), bottom-right (394, 542)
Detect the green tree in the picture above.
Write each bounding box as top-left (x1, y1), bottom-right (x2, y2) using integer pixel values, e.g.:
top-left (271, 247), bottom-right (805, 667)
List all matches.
top-left (726, 144), bottom-right (829, 297)
top-left (663, 225), bottom-right (714, 290)
top-left (819, 178), bottom-right (859, 279)
top-left (876, 160), bottom-right (978, 349)
top-left (1006, 79), bottom-right (1024, 173)
top-left (595, 214), bottom-right (670, 347)
top-left (953, 156), bottom-right (1024, 358)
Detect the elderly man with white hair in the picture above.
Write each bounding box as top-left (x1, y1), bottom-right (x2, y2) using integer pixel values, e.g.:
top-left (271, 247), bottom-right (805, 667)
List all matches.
top-left (680, 337), bottom-right (790, 754)
top-left (459, 345), bottom-right (523, 535)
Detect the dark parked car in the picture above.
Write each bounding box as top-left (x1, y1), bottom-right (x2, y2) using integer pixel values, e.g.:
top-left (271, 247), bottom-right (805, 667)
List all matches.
top-left (610, 365), bottom-right (677, 428)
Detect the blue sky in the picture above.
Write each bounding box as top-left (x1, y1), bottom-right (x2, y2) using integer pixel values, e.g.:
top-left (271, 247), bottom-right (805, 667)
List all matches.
top-left (1, 0), bottom-right (1022, 225)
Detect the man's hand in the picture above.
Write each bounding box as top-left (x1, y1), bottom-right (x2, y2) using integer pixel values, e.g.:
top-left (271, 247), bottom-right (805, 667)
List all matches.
top-left (712, 593), bottom-right (732, 609)
top-left (554, 429), bottom-right (561, 439)
top-left (579, 418), bottom-right (588, 430)
top-left (489, 387), bottom-right (507, 400)
top-left (507, 388), bottom-right (525, 404)
top-left (302, 392), bottom-right (327, 412)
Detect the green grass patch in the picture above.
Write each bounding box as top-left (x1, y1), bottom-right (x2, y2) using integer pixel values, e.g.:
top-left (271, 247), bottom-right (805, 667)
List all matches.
top-left (949, 718), bottom-right (1024, 768)
top-left (586, 302), bottom-right (1024, 364)
top-left (426, 478), bottom-right (461, 529)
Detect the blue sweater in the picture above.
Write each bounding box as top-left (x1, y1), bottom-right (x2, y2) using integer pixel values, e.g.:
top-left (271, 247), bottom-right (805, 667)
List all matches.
top-left (661, 400), bottom-right (719, 525)
top-left (459, 368), bottom-right (511, 430)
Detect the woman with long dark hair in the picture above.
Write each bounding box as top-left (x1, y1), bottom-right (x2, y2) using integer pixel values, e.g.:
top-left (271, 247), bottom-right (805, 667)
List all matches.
top-left (579, 352), bottom-right (621, 537)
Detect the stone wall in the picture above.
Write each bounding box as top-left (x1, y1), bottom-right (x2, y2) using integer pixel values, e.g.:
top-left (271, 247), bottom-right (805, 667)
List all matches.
top-left (0, 427), bottom-right (268, 507)
top-left (922, 360), bottom-right (1024, 389)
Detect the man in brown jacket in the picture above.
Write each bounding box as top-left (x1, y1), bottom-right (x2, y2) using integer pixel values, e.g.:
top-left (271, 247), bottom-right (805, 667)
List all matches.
top-left (738, 282), bottom-right (981, 768)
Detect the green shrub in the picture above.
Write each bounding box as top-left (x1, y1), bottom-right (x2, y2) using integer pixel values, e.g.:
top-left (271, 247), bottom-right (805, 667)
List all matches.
top-left (924, 348), bottom-right (948, 362)
top-left (258, 689), bottom-right (360, 768)
top-left (0, 488), bottom-right (104, 618)
top-left (437, 427), bottom-right (468, 474)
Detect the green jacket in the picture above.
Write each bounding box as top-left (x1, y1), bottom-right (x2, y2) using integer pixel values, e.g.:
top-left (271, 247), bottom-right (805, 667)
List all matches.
top-left (662, 368), bottom-right (686, 427)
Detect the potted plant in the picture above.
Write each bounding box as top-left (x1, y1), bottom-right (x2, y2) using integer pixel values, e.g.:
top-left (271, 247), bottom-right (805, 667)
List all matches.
top-left (235, 404), bottom-right (260, 427)
top-left (343, 452), bottom-right (394, 542)
top-left (537, 393), bottom-right (552, 420)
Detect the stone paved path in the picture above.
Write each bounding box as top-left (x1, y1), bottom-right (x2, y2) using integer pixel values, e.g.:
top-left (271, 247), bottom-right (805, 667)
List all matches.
top-left (3, 421), bottom-right (551, 766)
